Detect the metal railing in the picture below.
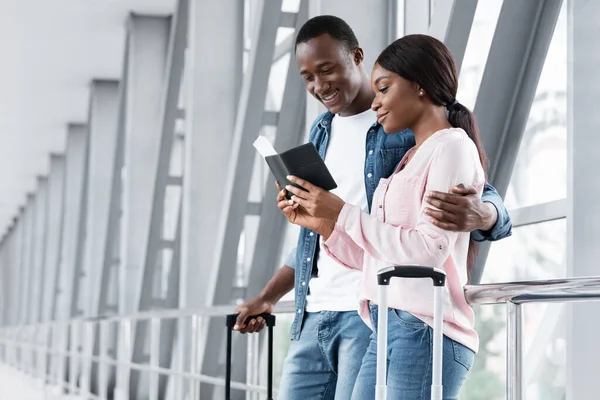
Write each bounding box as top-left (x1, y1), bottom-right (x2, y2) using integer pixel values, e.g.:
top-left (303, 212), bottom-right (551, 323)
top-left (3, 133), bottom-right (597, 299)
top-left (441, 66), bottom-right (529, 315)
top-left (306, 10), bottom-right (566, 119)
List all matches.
top-left (464, 276), bottom-right (600, 400)
top-left (1, 277), bottom-right (600, 400)
top-left (0, 303), bottom-right (295, 400)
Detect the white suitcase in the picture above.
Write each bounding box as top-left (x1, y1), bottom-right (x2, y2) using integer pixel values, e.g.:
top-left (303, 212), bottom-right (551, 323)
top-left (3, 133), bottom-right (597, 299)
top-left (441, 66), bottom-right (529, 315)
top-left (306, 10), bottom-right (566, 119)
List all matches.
top-left (376, 266), bottom-right (447, 400)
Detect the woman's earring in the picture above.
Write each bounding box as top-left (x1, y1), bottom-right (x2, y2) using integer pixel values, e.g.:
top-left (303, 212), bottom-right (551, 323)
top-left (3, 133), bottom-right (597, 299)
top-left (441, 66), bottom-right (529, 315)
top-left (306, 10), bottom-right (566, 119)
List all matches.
top-left (419, 90), bottom-right (424, 96)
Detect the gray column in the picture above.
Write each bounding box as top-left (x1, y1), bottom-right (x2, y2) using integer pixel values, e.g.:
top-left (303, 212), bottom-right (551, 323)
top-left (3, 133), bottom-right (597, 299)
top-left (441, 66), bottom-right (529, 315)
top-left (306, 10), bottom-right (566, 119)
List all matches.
top-left (78, 80), bottom-right (119, 318)
top-left (11, 209), bottom-right (24, 326)
top-left (19, 195), bottom-right (35, 325)
top-left (181, 1), bottom-right (242, 398)
top-left (0, 233), bottom-right (7, 325)
top-left (54, 124), bottom-right (87, 321)
top-left (117, 13), bottom-right (171, 400)
top-left (41, 155), bottom-right (65, 323)
top-left (53, 124), bottom-right (87, 385)
top-left (566, 0), bottom-right (600, 398)
top-left (3, 214), bottom-right (21, 327)
top-left (120, 15), bottom-right (171, 315)
top-left (121, 2), bottom-right (188, 399)
top-left (0, 231), bottom-right (12, 326)
top-left (180, 0), bottom-right (243, 310)
top-left (40, 155), bottom-right (66, 385)
top-left (30, 177), bottom-right (49, 324)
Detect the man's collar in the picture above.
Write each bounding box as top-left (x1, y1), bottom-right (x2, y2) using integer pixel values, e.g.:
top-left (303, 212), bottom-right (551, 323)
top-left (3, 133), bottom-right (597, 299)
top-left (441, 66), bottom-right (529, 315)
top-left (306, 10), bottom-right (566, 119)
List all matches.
top-left (316, 111), bottom-right (335, 128)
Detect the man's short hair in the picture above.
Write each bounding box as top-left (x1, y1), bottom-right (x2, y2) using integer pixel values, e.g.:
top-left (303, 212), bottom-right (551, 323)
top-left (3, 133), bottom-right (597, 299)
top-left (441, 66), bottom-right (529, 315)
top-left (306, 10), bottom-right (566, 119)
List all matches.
top-left (295, 15), bottom-right (359, 53)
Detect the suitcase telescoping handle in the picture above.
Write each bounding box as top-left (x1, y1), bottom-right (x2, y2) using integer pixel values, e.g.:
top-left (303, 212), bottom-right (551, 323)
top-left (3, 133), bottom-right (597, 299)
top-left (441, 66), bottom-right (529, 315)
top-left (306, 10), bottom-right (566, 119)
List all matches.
top-left (376, 266), bottom-right (447, 400)
top-left (225, 313), bottom-right (276, 400)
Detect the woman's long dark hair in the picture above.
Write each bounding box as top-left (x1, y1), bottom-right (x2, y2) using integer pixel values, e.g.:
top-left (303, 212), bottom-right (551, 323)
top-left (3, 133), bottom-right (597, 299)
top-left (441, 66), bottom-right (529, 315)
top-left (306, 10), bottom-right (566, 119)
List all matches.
top-left (376, 34), bottom-right (488, 280)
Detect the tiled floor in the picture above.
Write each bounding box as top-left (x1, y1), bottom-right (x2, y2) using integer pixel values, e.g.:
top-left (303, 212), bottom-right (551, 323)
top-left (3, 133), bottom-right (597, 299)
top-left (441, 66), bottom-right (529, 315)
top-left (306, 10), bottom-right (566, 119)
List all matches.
top-left (0, 363), bottom-right (45, 400)
top-left (0, 364), bottom-right (86, 400)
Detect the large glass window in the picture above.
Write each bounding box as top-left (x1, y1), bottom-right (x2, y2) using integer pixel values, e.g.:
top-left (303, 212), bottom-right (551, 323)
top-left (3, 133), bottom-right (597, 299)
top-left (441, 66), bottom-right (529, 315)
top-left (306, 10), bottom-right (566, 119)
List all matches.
top-left (456, 0), bottom-right (504, 110)
top-left (462, 1), bottom-right (567, 399)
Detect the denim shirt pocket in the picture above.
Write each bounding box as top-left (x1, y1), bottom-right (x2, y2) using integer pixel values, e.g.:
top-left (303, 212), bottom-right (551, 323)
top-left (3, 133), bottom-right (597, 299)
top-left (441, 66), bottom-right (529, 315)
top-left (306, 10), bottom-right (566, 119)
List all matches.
top-left (381, 147), bottom-right (411, 178)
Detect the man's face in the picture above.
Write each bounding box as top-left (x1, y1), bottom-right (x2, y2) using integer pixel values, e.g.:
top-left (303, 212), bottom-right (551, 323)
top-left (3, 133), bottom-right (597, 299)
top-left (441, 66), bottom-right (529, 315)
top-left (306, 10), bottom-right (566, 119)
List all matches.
top-left (296, 34), bottom-right (363, 116)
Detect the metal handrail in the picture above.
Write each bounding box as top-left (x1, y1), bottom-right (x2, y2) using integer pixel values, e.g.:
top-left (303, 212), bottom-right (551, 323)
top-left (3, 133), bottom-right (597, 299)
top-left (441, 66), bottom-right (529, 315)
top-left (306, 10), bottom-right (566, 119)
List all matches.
top-left (465, 276), bottom-right (600, 305)
top-left (0, 302), bottom-right (297, 328)
top-left (465, 275), bottom-right (600, 400)
top-left (1, 276), bottom-right (599, 328)
top-left (2, 276), bottom-right (600, 400)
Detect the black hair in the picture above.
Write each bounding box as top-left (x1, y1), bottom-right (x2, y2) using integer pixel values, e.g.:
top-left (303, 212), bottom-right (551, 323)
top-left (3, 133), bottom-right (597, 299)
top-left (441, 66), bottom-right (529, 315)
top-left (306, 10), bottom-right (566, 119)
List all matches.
top-left (295, 15), bottom-right (359, 54)
top-left (377, 34), bottom-right (488, 280)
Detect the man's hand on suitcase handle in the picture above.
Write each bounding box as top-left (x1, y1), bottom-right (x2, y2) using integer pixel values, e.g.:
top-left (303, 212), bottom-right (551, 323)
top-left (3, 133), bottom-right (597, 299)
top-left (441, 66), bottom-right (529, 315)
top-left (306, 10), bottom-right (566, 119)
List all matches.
top-left (233, 297), bottom-right (275, 333)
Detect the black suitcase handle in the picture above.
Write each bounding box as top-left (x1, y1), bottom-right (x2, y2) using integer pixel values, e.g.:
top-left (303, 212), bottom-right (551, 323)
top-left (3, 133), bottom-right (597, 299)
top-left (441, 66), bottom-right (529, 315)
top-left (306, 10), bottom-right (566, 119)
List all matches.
top-left (377, 265), bottom-right (446, 286)
top-left (225, 313), bottom-right (276, 400)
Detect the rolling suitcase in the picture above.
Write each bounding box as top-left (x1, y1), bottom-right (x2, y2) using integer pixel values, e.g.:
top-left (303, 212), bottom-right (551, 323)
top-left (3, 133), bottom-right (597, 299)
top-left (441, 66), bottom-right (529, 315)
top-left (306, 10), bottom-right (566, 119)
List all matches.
top-left (376, 266), bottom-right (447, 400)
top-left (225, 313), bottom-right (276, 400)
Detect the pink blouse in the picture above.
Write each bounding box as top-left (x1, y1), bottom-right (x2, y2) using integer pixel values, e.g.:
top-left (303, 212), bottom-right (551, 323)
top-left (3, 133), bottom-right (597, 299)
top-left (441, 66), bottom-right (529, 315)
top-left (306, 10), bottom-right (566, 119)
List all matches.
top-left (323, 128), bottom-right (485, 352)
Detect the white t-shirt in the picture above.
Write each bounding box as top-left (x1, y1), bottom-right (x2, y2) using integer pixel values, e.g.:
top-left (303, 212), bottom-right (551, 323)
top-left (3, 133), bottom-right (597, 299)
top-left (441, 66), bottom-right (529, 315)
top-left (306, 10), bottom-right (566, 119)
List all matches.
top-left (305, 109), bottom-right (375, 312)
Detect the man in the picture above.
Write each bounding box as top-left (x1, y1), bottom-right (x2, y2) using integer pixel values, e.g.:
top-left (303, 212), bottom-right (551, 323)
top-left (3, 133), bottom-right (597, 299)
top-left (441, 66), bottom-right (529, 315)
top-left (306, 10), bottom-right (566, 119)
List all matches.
top-left (234, 15), bottom-right (512, 399)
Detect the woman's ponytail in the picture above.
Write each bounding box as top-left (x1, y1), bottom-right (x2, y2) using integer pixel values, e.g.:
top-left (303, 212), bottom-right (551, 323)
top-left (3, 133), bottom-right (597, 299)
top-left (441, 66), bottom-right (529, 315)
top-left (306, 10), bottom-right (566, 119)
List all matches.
top-left (446, 100), bottom-right (488, 177)
top-left (446, 100), bottom-right (488, 281)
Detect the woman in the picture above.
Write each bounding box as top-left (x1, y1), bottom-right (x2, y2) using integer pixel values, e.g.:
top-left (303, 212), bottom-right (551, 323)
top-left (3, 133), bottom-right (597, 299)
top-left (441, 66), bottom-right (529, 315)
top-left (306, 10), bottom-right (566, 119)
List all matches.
top-left (277, 34), bottom-right (486, 399)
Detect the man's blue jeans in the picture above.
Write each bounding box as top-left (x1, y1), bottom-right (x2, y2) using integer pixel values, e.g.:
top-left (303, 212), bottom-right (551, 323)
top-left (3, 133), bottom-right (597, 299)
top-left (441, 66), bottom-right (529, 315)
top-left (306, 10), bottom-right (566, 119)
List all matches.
top-left (278, 310), bottom-right (371, 400)
top-left (351, 305), bottom-right (475, 400)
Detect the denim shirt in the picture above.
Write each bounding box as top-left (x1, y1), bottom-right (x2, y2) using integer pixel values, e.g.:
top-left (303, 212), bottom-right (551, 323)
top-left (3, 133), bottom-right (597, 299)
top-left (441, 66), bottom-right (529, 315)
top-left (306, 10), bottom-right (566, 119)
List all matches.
top-left (285, 111), bottom-right (512, 340)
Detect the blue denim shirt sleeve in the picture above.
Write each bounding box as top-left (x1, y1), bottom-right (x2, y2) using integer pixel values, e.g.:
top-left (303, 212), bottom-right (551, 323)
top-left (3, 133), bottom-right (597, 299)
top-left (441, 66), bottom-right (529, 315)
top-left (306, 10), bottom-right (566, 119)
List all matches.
top-left (471, 183), bottom-right (513, 242)
top-left (284, 247), bottom-right (297, 269)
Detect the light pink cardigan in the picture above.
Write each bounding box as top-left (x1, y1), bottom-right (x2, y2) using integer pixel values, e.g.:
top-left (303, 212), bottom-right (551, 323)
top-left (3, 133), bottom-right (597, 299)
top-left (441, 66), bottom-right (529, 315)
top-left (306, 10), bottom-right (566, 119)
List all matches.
top-left (323, 128), bottom-right (484, 353)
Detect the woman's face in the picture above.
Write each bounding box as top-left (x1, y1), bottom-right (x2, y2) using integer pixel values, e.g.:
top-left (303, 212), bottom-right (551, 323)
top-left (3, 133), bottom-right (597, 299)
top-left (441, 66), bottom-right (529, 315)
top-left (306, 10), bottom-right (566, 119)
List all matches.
top-left (370, 63), bottom-right (423, 133)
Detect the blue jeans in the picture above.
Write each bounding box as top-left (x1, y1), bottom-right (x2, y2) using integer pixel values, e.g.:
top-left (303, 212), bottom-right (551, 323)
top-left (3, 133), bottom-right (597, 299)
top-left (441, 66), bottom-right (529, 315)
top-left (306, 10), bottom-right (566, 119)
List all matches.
top-left (278, 311), bottom-right (371, 400)
top-left (351, 305), bottom-right (475, 400)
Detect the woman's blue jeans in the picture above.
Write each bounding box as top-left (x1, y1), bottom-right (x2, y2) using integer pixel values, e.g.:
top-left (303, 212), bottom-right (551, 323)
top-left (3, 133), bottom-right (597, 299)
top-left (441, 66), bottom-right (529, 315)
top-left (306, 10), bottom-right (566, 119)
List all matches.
top-left (351, 305), bottom-right (475, 400)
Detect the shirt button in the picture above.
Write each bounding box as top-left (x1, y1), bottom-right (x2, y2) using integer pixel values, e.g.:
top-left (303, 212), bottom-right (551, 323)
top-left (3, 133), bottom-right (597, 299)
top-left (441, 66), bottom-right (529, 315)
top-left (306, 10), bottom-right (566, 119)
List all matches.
top-left (368, 150), bottom-right (374, 155)
top-left (438, 245), bottom-right (443, 250)
top-left (306, 258), bottom-right (311, 262)
top-left (309, 232), bottom-right (314, 236)
top-left (297, 309), bottom-right (302, 314)
top-left (301, 281), bottom-right (306, 286)
top-left (379, 205), bottom-right (382, 209)
top-left (367, 173), bottom-right (373, 178)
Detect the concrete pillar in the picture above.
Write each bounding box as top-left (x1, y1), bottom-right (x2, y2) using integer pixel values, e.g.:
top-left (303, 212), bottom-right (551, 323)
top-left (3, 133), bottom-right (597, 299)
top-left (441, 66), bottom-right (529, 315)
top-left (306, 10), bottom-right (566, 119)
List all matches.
top-left (566, 0), bottom-right (600, 398)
